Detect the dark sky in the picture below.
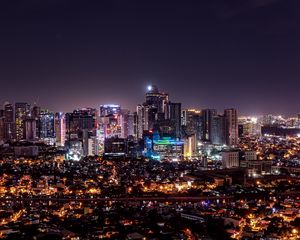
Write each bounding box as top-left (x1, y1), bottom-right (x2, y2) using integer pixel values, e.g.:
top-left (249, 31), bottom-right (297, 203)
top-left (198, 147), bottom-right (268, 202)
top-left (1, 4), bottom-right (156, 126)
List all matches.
top-left (1, 0), bottom-right (300, 116)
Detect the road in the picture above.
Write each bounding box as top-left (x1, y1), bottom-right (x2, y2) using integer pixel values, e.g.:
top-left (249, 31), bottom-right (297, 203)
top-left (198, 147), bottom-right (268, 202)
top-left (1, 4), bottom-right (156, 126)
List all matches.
top-left (0, 195), bottom-right (233, 202)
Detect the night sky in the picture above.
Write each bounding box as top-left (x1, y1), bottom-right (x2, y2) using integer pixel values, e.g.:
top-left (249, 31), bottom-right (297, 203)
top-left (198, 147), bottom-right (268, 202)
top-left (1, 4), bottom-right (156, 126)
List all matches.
top-left (1, 0), bottom-right (300, 116)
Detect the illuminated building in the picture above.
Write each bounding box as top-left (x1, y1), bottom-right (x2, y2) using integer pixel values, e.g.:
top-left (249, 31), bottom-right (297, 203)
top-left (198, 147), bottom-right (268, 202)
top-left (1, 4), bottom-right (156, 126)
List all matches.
top-left (55, 112), bottom-right (66, 146)
top-left (238, 117), bottom-right (260, 137)
top-left (39, 109), bottom-right (55, 145)
top-left (3, 102), bottom-right (15, 141)
top-left (15, 102), bottom-right (30, 140)
top-left (224, 108), bottom-right (238, 146)
top-left (66, 108), bottom-right (97, 140)
top-left (99, 104), bottom-right (122, 139)
top-left (152, 137), bottom-right (184, 160)
top-left (143, 131), bottom-right (184, 160)
top-left (222, 151), bottom-right (239, 168)
top-left (184, 134), bottom-right (197, 158)
top-left (201, 109), bottom-right (217, 142)
top-left (104, 137), bottom-right (126, 158)
top-left (182, 109), bottom-right (202, 139)
top-left (88, 136), bottom-right (99, 156)
top-left (145, 85), bottom-right (169, 114)
top-left (137, 85), bottom-right (182, 139)
top-left (261, 125), bottom-right (300, 136)
top-left (127, 112), bottom-right (138, 139)
top-left (66, 140), bottom-right (83, 160)
top-left (100, 104), bottom-right (121, 116)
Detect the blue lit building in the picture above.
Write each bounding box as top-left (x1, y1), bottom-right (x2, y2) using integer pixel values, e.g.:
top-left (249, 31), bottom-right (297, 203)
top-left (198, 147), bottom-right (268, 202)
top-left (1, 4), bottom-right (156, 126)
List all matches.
top-left (143, 131), bottom-right (184, 160)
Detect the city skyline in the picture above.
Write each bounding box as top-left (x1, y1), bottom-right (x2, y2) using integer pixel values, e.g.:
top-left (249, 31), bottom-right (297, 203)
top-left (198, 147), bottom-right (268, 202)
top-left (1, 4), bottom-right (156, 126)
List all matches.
top-left (0, 87), bottom-right (299, 118)
top-left (1, 0), bottom-right (300, 115)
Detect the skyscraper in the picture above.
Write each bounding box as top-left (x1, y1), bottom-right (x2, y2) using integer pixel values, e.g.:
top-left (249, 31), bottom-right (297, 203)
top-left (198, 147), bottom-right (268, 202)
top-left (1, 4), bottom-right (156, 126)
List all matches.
top-left (66, 108), bottom-right (97, 140)
top-left (31, 104), bottom-right (41, 137)
top-left (167, 102), bottom-right (182, 139)
top-left (211, 115), bottom-right (225, 145)
top-left (24, 118), bottom-right (37, 141)
top-left (201, 109), bottom-right (217, 142)
top-left (182, 109), bottom-right (202, 141)
top-left (224, 108), bottom-right (238, 146)
top-left (15, 102), bottom-right (30, 140)
top-left (3, 102), bottom-right (15, 141)
top-left (55, 112), bottom-right (66, 146)
top-left (39, 109), bottom-right (55, 145)
top-left (145, 85), bottom-right (169, 114)
top-left (137, 85), bottom-right (181, 139)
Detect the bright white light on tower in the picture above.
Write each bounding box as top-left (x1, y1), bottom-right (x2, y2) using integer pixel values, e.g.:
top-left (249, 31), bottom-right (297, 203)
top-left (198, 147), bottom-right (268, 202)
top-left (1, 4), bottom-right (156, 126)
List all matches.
top-left (147, 85), bottom-right (152, 91)
top-left (251, 117), bottom-right (258, 124)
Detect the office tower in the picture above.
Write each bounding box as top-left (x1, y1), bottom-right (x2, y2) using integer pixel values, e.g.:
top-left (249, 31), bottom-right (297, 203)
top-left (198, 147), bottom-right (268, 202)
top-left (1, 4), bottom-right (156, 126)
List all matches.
top-left (167, 102), bottom-right (182, 139)
top-left (201, 109), bottom-right (217, 142)
top-left (55, 112), bottom-right (66, 146)
top-left (182, 109), bottom-right (202, 141)
top-left (224, 108), bottom-right (238, 146)
top-left (15, 102), bottom-right (30, 140)
top-left (298, 113), bottom-right (300, 127)
top-left (211, 115), bottom-right (225, 145)
top-left (128, 112), bottom-right (137, 139)
top-left (31, 104), bottom-right (41, 138)
top-left (99, 105), bottom-right (122, 139)
top-left (39, 110), bottom-right (55, 145)
top-left (66, 108), bottom-right (97, 140)
top-left (3, 102), bottom-right (15, 141)
top-left (120, 109), bottom-right (131, 139)
top-left (24, 118), bottom-right (37, 141)
top-left (137, 85), bottom-right (181, 140)
top-left (145, 85), bottom-right (169, 114)
top-left (82, 129), bottom-right (89, 156)
top-left (136, 105), bottom-right (144, 139)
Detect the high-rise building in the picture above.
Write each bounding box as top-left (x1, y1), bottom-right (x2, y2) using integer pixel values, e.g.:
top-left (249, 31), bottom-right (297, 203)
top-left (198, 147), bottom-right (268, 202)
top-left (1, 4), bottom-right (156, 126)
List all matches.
top-left (99, 105), bottom-right (122, 139)
top-left (224, 108), bottom-right (238, 146)
top-left (66, 108), bottom-right (97, 140)
top-left (15, 102), bottom-right (30, 140)
top-left (39, 110), bottom-right (55, 145)
top-left (145, 85), bottom-right (169, 114)
top-left (3, 102), bottom-right (15, 141)
top-left (201, 109), bottom-right (217, 142)
top-left (137, 85), bottom-right (181, 139)
top-left (30, 104), bottom-right (41, 138)
top-left (211, 115), bottom-right (225, 145)
top-left (128, 112), bottom-right (138, 139)
top-left (182, 109), bottom-right (202, 141)
top-left (24, 118), bottom-right (37, 141)
top-left (55, 112), bottom-right (66, 146)
top-left (167, 102), bottom-right (182, 139)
